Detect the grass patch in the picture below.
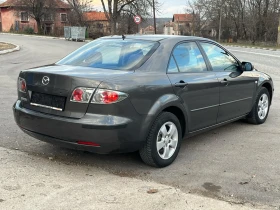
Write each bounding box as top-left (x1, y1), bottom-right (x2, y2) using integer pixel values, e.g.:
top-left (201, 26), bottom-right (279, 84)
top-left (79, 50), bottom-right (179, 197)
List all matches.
top-left (0, 42), bottom-right (16, 51)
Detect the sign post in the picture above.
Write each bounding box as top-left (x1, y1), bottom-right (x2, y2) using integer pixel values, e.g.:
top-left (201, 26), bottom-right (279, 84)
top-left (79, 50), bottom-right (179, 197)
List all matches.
top-left (152, 0), bottom-right (156, 34)
top-left (134, 15), bottom-right (142, 33)
top-left (277, 15), bottom-right (280, 46)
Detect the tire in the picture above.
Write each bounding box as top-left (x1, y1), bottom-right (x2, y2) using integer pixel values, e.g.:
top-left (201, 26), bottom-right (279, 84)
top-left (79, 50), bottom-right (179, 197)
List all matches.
top-left (139, 112), bottom-right (182, 167)
top-left (247, 87), bottom-right (270, 124)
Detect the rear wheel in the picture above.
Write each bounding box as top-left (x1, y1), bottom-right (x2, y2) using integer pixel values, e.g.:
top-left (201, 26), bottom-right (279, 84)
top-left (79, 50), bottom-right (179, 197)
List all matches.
top-left (139, 112), bottom-right (182, 167)
top-left (247, 87), bottom-right (270, 124)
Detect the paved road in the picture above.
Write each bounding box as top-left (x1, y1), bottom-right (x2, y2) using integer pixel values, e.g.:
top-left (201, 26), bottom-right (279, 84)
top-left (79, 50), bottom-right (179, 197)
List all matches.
top-left (0, 34), bottom-right (279, 208)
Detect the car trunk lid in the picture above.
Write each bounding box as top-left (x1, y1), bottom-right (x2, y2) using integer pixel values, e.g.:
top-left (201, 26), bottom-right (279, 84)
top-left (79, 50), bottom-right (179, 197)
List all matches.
top-left (19, 65), bottom-right (132, 118)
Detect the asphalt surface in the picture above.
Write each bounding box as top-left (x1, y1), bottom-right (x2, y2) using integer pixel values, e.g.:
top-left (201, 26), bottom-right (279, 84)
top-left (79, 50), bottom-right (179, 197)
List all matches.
top-left (0, 34), bottom-right (279, 208)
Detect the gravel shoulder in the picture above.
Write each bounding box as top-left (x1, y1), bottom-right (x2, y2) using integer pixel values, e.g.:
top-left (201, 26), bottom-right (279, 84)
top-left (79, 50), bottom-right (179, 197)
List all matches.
top-left (0, 147), bottom-right (268, 210)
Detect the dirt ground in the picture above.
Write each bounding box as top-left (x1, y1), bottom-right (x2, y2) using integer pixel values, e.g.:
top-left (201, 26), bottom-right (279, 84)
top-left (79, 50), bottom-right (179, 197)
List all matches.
top-left (0, 42), bottom-right (16, 51)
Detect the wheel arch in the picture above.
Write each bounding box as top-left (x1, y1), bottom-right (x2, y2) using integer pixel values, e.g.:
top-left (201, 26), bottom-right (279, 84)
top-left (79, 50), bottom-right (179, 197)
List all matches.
top-left (139, 95), bottom-right (189, 145)
top-left (162, 106), bottom-right (187, 137)
top-left (261, 82), bottom-right (273, 104)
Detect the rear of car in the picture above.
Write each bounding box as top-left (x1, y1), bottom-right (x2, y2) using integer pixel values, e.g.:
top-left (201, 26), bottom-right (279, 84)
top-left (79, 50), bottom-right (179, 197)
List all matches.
top-left (13, 38), bottom-right (160, 153)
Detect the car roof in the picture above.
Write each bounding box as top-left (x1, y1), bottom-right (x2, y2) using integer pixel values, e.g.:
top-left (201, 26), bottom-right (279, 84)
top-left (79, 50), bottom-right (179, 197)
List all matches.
top-left (100, 35), bottom-right (212, 42)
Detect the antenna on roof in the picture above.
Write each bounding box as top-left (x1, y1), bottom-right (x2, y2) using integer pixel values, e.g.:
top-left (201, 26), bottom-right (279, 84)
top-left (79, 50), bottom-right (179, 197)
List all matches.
top-left (122, 34), bottom-right (126, 40)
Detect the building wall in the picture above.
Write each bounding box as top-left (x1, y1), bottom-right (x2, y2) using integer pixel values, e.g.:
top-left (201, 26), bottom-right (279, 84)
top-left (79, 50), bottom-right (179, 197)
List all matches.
top-left (0, 7), bottom-right (69, 34)
top-left (53, 9), bottom-right (69, 28)
top-left (87, 20), bottom-right (110, 38)
top-left (1, 8), bottom-right (15, 32)
top-left (163, 26), bottom-right (175, 35)
top-left (52, 9), bottom-right (70, 36)
top-left (0, 7), bottom-right (38, 32)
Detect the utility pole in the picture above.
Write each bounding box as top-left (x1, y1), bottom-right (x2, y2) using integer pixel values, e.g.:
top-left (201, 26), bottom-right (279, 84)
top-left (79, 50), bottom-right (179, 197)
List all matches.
top-left (218, 0), bottom-right (226, 43)
top-left (152, 0), bottom-right (156, 34)
top-left (277, 12), bottom-right (280, 46)
top-left (218, 7), bottom-right (222, 42)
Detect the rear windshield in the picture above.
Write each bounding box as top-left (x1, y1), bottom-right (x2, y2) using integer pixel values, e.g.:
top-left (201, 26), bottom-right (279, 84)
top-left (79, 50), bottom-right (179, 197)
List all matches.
top-left (57, 39), bottom-right (159, 70)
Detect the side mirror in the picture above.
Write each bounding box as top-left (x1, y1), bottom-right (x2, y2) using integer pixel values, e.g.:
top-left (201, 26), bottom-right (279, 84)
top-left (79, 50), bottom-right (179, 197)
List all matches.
top-left (241, 62), bottom-right (254, 71)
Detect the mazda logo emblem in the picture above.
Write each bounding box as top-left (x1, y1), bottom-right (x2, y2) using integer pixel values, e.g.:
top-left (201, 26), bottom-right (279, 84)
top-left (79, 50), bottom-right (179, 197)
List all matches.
top-left (42, 76), bottom-right (50, 85)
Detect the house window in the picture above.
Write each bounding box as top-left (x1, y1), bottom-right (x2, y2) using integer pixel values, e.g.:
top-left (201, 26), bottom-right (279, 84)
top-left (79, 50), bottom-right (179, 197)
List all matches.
top-left (43, 13), bottom-right (53, 21)
top-left (61, 14), bottom-right (67, 22)
top-left (97, 23), bottom-right (103, 29)
top-left (21, 12), bottom-right (28, 22)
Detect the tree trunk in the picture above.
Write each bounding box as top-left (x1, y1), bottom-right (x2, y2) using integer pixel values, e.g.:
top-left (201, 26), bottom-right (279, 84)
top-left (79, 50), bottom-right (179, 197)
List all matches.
top-left (111, 0), bottom-right (118, 35)
top-left (35, 18), bottom-right (43, 35)
top-left (110, 19), bottom-right (117, 35)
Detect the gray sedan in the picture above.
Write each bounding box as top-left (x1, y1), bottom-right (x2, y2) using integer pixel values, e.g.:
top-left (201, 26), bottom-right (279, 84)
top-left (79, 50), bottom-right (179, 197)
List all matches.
top-left (13, 35), bottom-right (274, 167)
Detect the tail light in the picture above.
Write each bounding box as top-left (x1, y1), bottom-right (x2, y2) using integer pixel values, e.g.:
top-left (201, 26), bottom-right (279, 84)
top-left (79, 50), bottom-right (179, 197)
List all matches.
top-left (18, 77), bottom-right (27, 93)
top-left (91, 89), bottom-right (128, 104)
top-left (70, 87), bottom-right (95, 103)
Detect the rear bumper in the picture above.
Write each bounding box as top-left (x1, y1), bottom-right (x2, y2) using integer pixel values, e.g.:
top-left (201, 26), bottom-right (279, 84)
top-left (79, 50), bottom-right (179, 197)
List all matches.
top-left (13, 100), bottom-right (144, 154)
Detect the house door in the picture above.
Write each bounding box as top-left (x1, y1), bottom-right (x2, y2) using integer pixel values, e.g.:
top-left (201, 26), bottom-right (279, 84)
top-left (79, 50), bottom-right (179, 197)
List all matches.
top-left (43, 24), bottom-right (52, 35)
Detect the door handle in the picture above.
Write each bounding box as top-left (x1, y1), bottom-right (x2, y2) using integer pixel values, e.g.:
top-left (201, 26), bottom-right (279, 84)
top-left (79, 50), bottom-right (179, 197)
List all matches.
top-left (175, 80), bottom-right (188, 88)
top-left (220, 78), bottom-right (229, 86)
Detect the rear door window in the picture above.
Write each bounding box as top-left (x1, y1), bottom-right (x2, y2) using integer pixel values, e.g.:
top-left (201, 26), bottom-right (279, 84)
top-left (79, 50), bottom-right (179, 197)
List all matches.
top-left (169, 42), bottom-right (207, 73)
top-left (167, 56), bottom-right (179, 73)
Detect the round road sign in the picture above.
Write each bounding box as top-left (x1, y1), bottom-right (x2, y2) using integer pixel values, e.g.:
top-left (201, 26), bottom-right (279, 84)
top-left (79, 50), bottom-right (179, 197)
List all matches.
top-left (134, 15), bottom-right (142, 24)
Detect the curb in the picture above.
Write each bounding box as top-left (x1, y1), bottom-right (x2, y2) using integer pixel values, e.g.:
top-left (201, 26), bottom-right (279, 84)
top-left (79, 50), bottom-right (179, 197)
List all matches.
top-left (0, 32), bottom-right (91, 42)
top-left (0, 43), bottom-right (20, 55)
top-left (0, 32), bottom-right (64, 40)
top-left (224, 44), bottom-right (280, 51)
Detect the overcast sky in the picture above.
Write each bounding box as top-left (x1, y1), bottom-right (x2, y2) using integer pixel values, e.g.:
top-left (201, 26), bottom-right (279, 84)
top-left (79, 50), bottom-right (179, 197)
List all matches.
top-left (92, 0), bottom-right (187, 18)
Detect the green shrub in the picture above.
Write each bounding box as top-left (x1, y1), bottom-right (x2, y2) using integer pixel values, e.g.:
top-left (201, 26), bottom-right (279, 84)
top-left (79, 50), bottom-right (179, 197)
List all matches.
top-left (24, 27), bottom-right (35, 34)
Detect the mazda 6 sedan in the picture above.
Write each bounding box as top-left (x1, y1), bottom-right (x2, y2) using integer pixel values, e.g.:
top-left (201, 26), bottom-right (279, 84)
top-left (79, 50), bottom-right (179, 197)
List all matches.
top-left (13, 35), bottom-right (274, 167)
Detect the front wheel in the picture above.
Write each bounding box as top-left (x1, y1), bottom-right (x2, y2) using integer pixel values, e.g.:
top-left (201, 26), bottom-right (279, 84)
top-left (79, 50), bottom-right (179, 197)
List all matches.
top-left (139, 112), bottom-right (182, 167)
top-left (247, 87), bottom-right (270, 124)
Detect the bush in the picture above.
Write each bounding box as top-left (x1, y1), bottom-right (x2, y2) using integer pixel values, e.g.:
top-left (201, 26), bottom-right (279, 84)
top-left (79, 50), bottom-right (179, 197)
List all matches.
top-left (24, 27), bottom-right (35, 34)
top-left (88, 31), bottom-right (104, 39)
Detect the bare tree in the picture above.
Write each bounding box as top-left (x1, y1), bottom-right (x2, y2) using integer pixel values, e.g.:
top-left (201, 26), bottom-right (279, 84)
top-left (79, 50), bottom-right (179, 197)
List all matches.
top-left (66, 0), bottom-right (93, 26)
top-left (100, 0), bottom-right (160, 35)
top-left (14, 0), bottom-right (58, 34)
top-left (118, 0), bottom-right (161, 34)
top-left (188, 0), bottom-right (280, 43)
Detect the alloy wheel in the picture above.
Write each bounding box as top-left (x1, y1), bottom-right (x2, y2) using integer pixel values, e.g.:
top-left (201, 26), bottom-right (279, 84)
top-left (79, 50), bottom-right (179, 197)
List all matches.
top-left (156, 122), bottom-right (178, 160)
top-left (258, 93), bottom-right (269, 120)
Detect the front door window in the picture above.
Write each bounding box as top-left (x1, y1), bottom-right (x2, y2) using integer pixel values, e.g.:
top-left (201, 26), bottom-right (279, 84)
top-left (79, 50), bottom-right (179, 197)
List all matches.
top-left (200, 42), bottom-right (239, 72)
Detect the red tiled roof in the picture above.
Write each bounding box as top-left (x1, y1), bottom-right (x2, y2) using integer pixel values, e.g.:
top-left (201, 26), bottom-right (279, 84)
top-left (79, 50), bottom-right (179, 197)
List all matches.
top-left (83, 11), bottom-right (108, 21)
top-left (173, 14), bottom-right (194, 22)
top-left (0, 0), bottom-right (14, 7)
top-left (0, 0), bottom-right (71, 9)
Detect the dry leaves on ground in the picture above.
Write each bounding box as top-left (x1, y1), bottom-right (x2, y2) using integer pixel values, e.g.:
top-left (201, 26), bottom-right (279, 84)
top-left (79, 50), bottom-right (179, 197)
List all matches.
top-left (147, 189), bottom-right (158, 194)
